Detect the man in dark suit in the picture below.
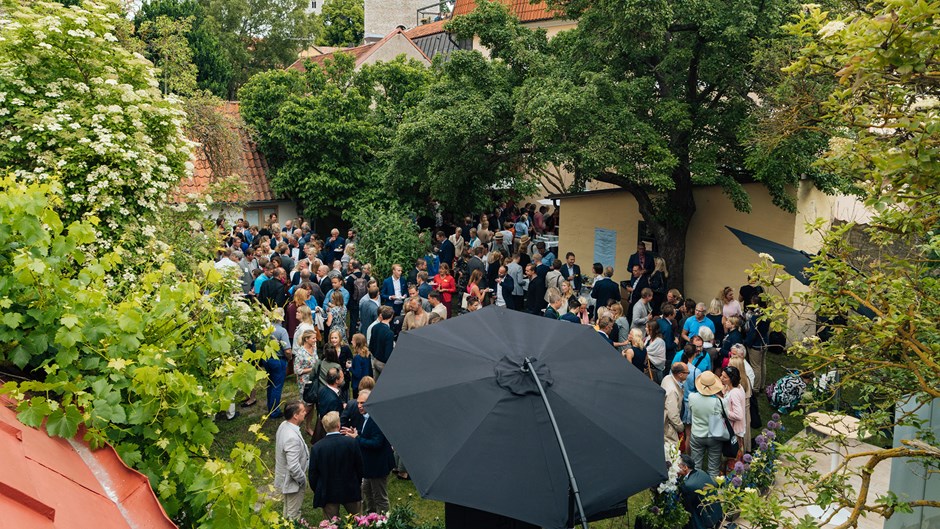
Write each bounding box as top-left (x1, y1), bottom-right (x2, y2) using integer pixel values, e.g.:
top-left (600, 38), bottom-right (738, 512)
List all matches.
top-left (346, 390), bottom-right (395, 514)
top-left (380, 264), bottom-right (408, 315)
top-left (627, 243), bottom-right (656, 275)
top-left (407, 258), bottom-right (426, 286)
top-left (436, 231), bottom-right (455, 269)
top-left (626, 264), bottom-right (650, 310)
top-left (308, 411), bottom-right (363, 519)
top-left (677, 454), bottom-right (723, 528)
top-left (590, 266), bottom-right (621, 315)
top-left (493, 265), bottom-right (515, 309)
top-left (524, 263), bottom-right (547, 315)
top-left (312, 367), bottom-right (345, 443)
top-left (466, 246), bottom-right (486, 287)
top-left (560, 252), bottom-right (582, 292)
top-left (258, 268), bottom-right (289, 308)
top-left (369, 306), bottom-right (395, 378)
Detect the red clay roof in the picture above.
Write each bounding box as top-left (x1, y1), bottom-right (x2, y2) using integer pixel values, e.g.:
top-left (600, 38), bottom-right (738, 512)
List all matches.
top-left (176, 101), bottom-right (276, 203)
top-left (287, 28), bottom-right (431, 72)
top-left (405, 19), bottom-right (449, 39)
top-left (288, 42), bottom-right (375, 71)
top-left (0, 395), bottom-right (177, 529)
top-left (452, 0), bottom-right (560, 22)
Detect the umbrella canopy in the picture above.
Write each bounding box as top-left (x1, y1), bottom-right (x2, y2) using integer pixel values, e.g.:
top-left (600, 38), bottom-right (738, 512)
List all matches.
top-left (366, 306), bottom-right (667, 529)
top-left (726, 226), bottom-right (814, 285)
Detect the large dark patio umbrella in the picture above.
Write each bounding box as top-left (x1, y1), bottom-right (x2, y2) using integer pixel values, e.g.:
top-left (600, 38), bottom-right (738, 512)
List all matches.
top-left (726, 226), bottom-right (876, 319)
top-left (726, 226), bottom-right (815, 284)
top-left (365, 306), bottom-right (667, 529)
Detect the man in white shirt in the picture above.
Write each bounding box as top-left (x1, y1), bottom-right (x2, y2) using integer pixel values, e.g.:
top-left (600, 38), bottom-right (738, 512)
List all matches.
top-left (215, 247), bottom-right (239, 271)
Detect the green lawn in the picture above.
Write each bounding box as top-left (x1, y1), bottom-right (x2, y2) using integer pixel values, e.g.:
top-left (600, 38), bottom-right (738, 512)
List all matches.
top-left (211, 350), bottom-right (803, 527)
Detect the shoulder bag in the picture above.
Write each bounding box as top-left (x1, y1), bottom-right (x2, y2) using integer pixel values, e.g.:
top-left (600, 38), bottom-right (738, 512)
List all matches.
top-left (718, 399), bottom-right (741, 458)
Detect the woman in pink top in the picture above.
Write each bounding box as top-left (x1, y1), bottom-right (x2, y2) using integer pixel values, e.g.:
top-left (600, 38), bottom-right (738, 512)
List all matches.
top-left (719, 286), bottom-right (742, 325)
top-left (721, 366), bottom-right (747, 461)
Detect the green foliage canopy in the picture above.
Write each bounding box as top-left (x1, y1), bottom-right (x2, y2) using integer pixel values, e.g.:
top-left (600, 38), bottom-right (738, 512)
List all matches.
top-left (390, 0), bottom-right (833, 289)
top-left (710, 1), bottom-right (940, 527)
top-left (318, 0), bottom-right (365, 47)
top-left (238, 53), bottom-right (432, 216)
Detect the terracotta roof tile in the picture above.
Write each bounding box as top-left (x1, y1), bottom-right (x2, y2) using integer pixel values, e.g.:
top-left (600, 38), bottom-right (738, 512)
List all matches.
top-left (288, 42), bottom-right (376, 72)
top-left (176, 101), bottom-right (276, 203)
top-left (288, 28), bottom-right (431, 72)
top-left (0, 395), bottom-right (177, 529)
top-left (452, 0), bottom-right (560, 22)
top-left (405, 19), bottom-right (449, 39)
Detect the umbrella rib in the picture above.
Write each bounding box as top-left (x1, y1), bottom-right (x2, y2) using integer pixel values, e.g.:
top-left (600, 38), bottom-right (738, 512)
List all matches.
top-left (548, 390), bottom-right (665, 480)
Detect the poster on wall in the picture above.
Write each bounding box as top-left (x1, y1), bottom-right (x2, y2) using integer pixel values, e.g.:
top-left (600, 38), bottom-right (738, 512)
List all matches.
top-left (593, 228), bottom-right (617, 269)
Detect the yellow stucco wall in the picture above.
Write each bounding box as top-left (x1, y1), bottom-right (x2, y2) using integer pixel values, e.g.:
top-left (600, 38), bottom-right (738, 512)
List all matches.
top-left (556, 182), bottom-right (870, 341)
top-left (556, 191), bottom-right (643, 283)
top-left (684, 183), bottom-right (798, 305)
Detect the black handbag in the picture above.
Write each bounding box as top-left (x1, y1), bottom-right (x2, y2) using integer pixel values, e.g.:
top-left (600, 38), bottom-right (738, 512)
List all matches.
top-left (749, 392), bottom-right (762, 428)
top-left (718, 400), bottom-right (741, 458)
top-left (302, 363), bottom-right (323, 405)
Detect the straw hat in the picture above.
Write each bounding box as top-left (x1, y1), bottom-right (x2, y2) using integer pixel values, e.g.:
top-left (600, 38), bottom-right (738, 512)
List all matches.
top-left (519, 235), bottom-right (531, 246)
top-left (695, 371), bottom-right (724, 396)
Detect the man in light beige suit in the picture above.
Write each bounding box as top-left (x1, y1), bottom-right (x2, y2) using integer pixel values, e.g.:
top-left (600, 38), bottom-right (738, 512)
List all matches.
top-left (662, 362), bottom-right (688, 446)
top-left (274, 400), bottom-right (310, 520)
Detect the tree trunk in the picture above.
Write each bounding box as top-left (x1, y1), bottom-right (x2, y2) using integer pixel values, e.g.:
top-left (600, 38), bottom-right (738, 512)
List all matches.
top-left (648, 218), bottom-right (691, 295)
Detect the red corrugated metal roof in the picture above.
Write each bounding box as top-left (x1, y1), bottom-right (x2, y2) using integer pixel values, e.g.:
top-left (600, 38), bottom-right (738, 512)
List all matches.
top-left (176, 101), bottom-right (276, 203)
top-left (452, 0), bottom-right (560, 22)
top-left (0, 395), bottom-right (177, 529)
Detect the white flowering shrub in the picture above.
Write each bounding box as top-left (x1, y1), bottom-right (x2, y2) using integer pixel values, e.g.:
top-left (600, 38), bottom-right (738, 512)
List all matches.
top-left (0, 0), bottom-right (193, 235)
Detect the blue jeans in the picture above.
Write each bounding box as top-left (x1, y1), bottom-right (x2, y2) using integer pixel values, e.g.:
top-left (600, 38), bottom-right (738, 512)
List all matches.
top-left (264, 357), bottom-right (287, 418)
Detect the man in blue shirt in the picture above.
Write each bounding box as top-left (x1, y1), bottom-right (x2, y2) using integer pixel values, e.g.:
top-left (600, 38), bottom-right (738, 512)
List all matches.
top-left (514, 213), bottom-right (529, 237)
top-left (254, 262), bottom-right (274, 295)
top-left (682, 302), bottom-right (715, 343)
top-left (322, 275), bottom-right (350, 310)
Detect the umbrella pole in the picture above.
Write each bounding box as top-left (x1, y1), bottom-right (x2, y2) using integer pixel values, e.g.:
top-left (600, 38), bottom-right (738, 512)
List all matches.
top-left (523, 358), bottom-right (590, 529)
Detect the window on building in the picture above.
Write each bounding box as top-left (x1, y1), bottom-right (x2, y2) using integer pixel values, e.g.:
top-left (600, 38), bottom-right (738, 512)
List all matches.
top-left (244, 206), bottom-right (279, 228)
top-left (311, 1), bottom-right (316, 8)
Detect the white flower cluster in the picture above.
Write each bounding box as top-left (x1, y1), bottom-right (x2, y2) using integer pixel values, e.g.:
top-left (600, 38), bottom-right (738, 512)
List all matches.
top-left (656, 442), bottom-right (683, 494)
top-left (0, 1), bottom-right (194, 234)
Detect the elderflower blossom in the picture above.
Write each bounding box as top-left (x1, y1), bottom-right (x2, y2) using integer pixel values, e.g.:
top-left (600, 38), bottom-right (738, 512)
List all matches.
top-left (818, 20), bottom-right (846, 38)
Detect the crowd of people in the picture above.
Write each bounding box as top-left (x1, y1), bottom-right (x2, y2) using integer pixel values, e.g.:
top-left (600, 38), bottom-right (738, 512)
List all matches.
top-left (213, 206), bottom-right (775, 525)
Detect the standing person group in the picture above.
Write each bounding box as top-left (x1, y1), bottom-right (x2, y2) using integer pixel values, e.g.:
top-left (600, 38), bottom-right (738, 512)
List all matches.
top-left (220, 215), bottom-right (763, 525)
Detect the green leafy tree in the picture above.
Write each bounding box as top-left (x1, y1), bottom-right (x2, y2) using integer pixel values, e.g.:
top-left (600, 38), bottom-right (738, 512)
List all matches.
top-left (0, 0), bottom-right (192, 236)
top-left (395, 0), bottom-right (837, 289)
top-left (318, 0), bottom-right (364, 47)
top-left (388, 49), bottom-right (534, 213)
top-left (206, 0), bottom-right (320, 97)
top-left (707, 2), bottom-right (940, 528)
top-left (351, 205), bottom-right (427, 279)
top-left (138, 14), bottom-right (200, 95)
top-left (0, 177), bottom-right (276, 528)
top-left (0, 3), bottom-right (283, 527)
top-left (136, 0), bottom-right (235, 98)
top-left (238, 53), bottom-right (432, 216)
